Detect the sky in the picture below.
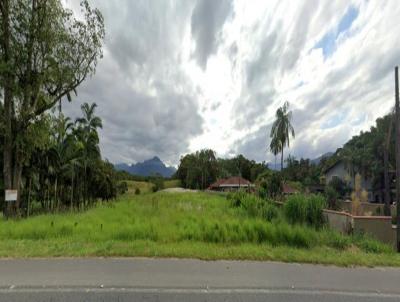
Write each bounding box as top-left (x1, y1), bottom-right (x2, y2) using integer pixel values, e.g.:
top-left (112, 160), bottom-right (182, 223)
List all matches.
top-left (63, 0), bottom-right (400, 167)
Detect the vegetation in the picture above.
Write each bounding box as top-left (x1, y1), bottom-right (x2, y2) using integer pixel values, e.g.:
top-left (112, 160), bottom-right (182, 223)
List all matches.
top-left (0, 102), bottom-right (119, 217)
top-left (257, 170), bottom-right (283, 199)
top-left (0, 191), bottom-right (397, 266)
top-left (284, 194), bottom-right (326, 228)
top-left (269, 101), bottom-right (295, 170)
top-left (176, 151), bottom-right (267, 189)
top-left (0, 0), bottom-right (105, 216)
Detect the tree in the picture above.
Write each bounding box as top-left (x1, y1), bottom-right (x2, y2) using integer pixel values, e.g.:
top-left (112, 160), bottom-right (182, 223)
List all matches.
top-left (0, 0), bottom-right (104, 215)
top-left (269, 136), bottom-right (281, 168)
top-left (269, 101), bottom-right (295, 170)
top-left (176, 149), bottom-right (218, 190)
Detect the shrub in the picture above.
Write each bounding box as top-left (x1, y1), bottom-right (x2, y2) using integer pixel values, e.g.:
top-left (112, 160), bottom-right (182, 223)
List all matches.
top-left (325, 186), bottom-right (339, 210)
top-left (306, 195), bottom-right (326, 228)
top-left (227, 191), bottom-right (278, 222)
top-left (135, 188), bottom-right (141, 195)
top-left (117, 181), bottom-right (128, 195)
top-left (284, 194), bottom-right (326, 228)
top-left (328, 177), bottom-right (351, 198)
top-left (257, 171), bottom-right (283, 199)
top-left (227, 190), bottom-right (248, 208)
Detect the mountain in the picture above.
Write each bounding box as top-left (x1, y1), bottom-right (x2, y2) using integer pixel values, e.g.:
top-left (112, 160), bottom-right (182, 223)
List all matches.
top-left (115, 156), bottom-right (176, 178)
top-left (310, 152), bottom-right (334, 165)
top-left (268, 152), bottom-right (333, 170)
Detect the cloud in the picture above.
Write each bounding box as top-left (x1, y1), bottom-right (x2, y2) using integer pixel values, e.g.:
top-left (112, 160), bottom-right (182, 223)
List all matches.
top-left (191, 0), bottom-right (233, 69)
top-left (63, 0), bottom-right (400, 166)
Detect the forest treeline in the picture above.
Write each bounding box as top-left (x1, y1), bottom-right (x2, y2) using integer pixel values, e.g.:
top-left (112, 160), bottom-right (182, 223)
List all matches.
top-left (176, 112), bottom-right (396, 198)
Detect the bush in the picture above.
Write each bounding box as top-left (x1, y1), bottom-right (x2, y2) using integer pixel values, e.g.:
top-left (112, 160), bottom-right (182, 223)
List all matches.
top-left (328, 177), bottom-right (351, 198)
top-left (284, 194), bottom-right (326, 228)
top-left (257, 171), bottom-right (282, 199)
top-left (150, 176), bottom-right (165, 192)
top-left (117, 181), bottom-right (128, 195)
top-left (325, 186), bottom-right (339, 210)
top-left (135, 188), bottom-right (141, 195)
top-left (227, 191), bottom-right (278, 222)
top-left (227, 190), bottom-right (248, 208)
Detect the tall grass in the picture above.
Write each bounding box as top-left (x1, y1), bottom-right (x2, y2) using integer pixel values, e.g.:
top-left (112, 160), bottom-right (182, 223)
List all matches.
top-left (0, 191), bottom-right (393, 258)
top-left (284, 194), bottom-right (326, 228)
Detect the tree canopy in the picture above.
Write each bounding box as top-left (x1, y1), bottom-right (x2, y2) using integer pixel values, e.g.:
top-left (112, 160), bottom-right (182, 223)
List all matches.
top-left (0, 0), bottom-right (105, 215)
top-left (269, 101), bottom-right (295, 170)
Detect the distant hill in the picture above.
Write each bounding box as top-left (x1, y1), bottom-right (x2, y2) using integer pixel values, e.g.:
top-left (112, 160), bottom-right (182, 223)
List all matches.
top-left (115, 156), bottom-right (176, 178)
top-left (268, 152), bottom-right (333, 170)
top-left (310, 152), bottom-right (334, 165)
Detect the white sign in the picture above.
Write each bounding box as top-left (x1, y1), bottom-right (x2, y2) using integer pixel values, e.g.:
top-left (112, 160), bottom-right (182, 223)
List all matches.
top-left (5, 190), bottom-right (18, 201)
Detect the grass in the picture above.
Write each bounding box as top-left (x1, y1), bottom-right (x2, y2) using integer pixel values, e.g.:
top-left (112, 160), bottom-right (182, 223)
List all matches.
top-left (0, 191), bottom-right (398, 267)
top-left (125, 180), bottom-right (154, 194)
top-left (164, 179), bottom-right (182, 189)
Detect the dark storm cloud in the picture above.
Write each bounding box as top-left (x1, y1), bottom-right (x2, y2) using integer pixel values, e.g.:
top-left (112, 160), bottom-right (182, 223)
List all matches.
top-left (191, 0), bottom-right (233, 69)
top-left (64, 0), bottom-right (204, 165)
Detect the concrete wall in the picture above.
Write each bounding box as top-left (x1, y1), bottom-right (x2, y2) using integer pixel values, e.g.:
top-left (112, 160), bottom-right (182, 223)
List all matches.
top-left (323, 209), bottom-right (396, 247)
top-left (337, 200), bottom-right (396, 219)
top-left (323, 210), bottom-right (352, 234)
top-left (353, 216), bottom-right (395, 246)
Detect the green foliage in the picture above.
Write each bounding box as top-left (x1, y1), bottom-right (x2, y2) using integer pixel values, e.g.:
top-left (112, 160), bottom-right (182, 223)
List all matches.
top-left (269, 101), bottom-right (295, 170)
top-left (328, 177), bottom-right (351, 198)
top-left (0, 0), bottom-right (105, 216)
top-left (324, 185), bottom-right (339, 210)
top-left (227, 191), bottom-right (278, 222)
top-left (117, 181), bottom-right (128, 195)
top-left (257, 171), bottom-right (283, 199)
top-left (150, 175), bottom-right (165, 192)
top-left (282, 155), bottom-right (320, 186)
top-left (217, 154), bottom-right (267, 182)
top-left (176, 149), bottom-right (218, 189)
top-left (284, 194), bottom-right (326, 228)
top-left (135, 188), bottom-right (141, 195)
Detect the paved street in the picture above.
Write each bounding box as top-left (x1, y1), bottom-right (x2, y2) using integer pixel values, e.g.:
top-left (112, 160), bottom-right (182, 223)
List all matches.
top-left (0, 258), bottom-right (399, 301)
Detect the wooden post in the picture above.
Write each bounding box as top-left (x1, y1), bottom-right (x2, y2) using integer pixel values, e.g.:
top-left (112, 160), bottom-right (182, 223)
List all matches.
top-left (395, 66), bottom-right (400, 252)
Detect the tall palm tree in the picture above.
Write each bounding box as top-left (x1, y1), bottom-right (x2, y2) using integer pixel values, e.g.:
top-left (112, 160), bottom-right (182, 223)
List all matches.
top-left (269, 136), bottom-right (282, 169)
top-left (75, 102), bottom-right (103, 202)
top-left (270, 101), bottom-right (295, 170)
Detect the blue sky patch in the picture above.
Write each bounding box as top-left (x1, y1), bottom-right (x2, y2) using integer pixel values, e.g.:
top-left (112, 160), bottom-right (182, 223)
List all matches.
top-left (321, 112), bottom-right (348, 129)
top-left (314, 5), bottom-right (359, 58)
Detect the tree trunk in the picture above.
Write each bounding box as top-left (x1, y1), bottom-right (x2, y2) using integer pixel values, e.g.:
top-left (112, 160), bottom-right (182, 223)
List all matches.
top-left (394, 66), bottom-right (400, 252)
top-left (384, 148), bottom-right (391, 216)
top-left (1, 0), bottom-right (13, 217)
top-left (281, 149), bottom-right (284, 171)
top-left (27, 177), bottom-right (32, 217)
top-left (70, 174), bottom-right (74, 211)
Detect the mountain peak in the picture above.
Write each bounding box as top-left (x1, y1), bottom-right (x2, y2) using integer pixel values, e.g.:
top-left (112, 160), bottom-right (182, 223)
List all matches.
top-left (115, 156), bottom-right (176, 177)
top-left (150, 156), bottom-right (161, 162)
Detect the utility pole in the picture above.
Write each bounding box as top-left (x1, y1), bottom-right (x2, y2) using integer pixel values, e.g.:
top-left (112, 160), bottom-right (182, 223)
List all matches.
top-left (395, 66), bottom-right (400, 252)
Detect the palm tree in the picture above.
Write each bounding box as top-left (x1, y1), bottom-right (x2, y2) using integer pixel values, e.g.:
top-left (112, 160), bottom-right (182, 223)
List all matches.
top-left (270, 101), bottom-right (295, 170)
top-left (75, 102), bottom-right (103, 203)
top-left (269, 136), bottom-right (282, 169)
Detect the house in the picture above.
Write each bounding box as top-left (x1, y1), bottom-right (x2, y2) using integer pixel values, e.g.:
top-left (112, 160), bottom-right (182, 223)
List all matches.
top-left (282, 183), bottom-right (299, 195)
top-left (324, 160), bottom-right (374, 201)
top-left (208, 176), bottom-right (255, 192)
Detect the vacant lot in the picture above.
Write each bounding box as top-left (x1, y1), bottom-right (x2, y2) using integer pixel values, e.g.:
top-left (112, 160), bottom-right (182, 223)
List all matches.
top-left (0, 191), bottom-right (399, 266)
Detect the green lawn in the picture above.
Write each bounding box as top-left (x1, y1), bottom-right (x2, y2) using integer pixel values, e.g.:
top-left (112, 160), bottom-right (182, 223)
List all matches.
top-left (125, 180), bottom-right (154, 194)
top-left (0, 191), bottom-right (399, 267)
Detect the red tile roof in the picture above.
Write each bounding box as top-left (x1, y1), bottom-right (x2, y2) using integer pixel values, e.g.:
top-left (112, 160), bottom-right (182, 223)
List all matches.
top-left (208, 177), bottom-right (253, 189)
top-left (283, 183), bottom-right (298, 194)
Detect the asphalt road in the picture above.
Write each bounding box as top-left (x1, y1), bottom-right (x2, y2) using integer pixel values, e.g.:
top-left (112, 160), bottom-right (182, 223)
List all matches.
top-left (0, 258), bottom-right (399, 301)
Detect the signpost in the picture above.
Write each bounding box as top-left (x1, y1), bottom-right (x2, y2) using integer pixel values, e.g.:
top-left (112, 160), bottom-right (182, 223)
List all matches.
top-left (5, 190), bottom-right (18, 202)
